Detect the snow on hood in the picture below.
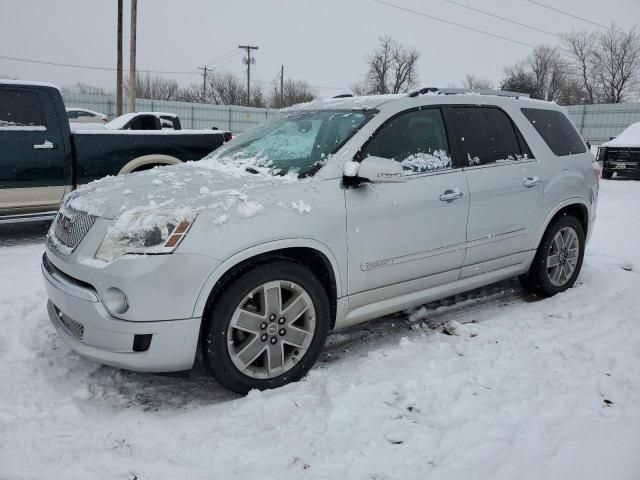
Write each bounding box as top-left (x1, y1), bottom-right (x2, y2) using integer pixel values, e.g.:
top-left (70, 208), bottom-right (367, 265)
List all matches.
top-left (65, 157), bottom-right (300, 222)
top-left (603, 122), bottom-right (640, 148)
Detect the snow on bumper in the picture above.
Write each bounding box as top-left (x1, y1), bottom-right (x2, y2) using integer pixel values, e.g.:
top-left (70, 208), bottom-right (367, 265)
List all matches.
top-left (41, 254), bottom-right (203, 372)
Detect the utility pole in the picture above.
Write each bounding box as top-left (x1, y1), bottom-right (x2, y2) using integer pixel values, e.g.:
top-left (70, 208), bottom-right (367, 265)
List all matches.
top-left (198, 66), bottom-right (208, 101)
top-left (280, 65), bottom-right (284, 107)
top-left (238, 45), bottom-right (258, 106)
top-left (129, 0), bottom-right (137, 112)
top-left (116, 0), bottom-right (123, 116)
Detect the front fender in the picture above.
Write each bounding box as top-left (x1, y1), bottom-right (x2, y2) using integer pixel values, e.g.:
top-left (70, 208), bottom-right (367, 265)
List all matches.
top-left (191, 238), bottom-right (344, 318)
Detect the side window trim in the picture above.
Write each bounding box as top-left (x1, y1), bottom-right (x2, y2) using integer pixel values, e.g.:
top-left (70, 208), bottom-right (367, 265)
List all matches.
top-left (442, 104), bottom-right (534, 169)
top-left (355, 105), bottom-right (457, 176)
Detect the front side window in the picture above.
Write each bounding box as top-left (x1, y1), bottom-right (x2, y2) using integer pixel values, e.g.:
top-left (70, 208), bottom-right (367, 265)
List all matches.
top-left (361, 108), bottom-right (452, 173)
top-left (0, 89), bottom-right (47, 129)
top-left (448, 107), bottom-right (525, 166)
top-left (212, 109), bottom-right (375, 176)
top-left (521, 108), bottom-right (586, 156)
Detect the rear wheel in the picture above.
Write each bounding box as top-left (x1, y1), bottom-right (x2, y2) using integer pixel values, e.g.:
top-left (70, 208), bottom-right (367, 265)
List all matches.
top-left (202, 260), bottom-right (330, 394)
top-left (520, 215), bottom-right (585, 297)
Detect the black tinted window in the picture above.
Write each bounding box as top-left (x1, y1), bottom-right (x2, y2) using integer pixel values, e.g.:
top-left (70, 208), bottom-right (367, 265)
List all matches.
top-left (449, 107), bottom-right (523, 166)
top-left (362, 108), bottom-right (452, 173)
top-left (521, 108), bottom-right (586, 156)
top-left (0, 89), bottom-right (47, 128)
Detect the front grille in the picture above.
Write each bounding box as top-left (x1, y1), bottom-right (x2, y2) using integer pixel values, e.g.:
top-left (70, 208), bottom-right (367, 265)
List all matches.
top-left (55, 307), bottom-right (84, 340)
top-left (53, 206), bottom-right (97, 252)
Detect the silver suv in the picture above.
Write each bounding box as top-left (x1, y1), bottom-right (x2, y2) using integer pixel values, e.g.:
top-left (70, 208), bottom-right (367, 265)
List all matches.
top-left (42, 89), bottom-right (599, 393)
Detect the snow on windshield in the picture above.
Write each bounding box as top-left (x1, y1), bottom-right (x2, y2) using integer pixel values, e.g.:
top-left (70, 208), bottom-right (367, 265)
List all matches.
top-left (604, 122), bottom-right (640, 148)
top-left (209, 110), bottom-right (373, 176)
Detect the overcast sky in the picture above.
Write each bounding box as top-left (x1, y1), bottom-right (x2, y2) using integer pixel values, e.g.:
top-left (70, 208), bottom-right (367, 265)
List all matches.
top-left (1, 0), bottom-right (639, 98)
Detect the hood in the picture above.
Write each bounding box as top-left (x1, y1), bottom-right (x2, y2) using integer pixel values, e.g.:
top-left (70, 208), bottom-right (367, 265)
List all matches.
top-left (65, 158), bottom-right (301, 221)
top-left (602, 122), bottom-right (640, 148)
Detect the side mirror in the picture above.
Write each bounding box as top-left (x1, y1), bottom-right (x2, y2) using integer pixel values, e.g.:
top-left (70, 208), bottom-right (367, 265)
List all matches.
top-left (350, 156), bottom-right (406, 183)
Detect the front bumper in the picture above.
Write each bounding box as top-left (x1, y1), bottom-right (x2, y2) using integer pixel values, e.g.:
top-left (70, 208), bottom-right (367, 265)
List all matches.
top-left (42, 257), bottom-right (202, 372)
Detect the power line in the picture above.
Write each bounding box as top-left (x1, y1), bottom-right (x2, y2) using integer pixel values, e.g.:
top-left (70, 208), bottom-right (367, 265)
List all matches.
top-left (371, 0), bottom-right (537, 48)
top-left (554, 0), bottom-right (636, 28)
top-left (0, 54), bottom-right (198, 75)
top-left (440, 0), bottom-right (562, 38)
top-left (524, 0), bottom-right (618, 32)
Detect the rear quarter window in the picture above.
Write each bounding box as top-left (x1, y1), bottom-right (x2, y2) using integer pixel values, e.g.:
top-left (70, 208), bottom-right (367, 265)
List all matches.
top-left (521, 108), bottom-right (586, 156)
top-left (0, 89), bottom-right (47, 129)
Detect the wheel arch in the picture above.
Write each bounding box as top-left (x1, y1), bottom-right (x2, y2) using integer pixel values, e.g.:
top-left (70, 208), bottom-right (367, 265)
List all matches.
top-left (117, 154), bottom-right (182, 174)
top-left (535, 199), bottom-right (590, 249)
top-left (194, 240), bottom-right (342, 329)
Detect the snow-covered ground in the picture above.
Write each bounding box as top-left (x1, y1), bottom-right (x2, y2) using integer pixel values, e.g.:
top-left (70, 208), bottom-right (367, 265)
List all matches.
top-left (1, 180), bottom-right (639, 480)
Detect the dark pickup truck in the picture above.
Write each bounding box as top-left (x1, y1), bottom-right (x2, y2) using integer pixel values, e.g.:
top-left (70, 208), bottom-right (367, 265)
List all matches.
top-left (0, 80), bottom-right (228, 223)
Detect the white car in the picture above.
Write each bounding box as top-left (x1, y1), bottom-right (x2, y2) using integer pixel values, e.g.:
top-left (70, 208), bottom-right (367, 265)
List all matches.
top-left (66, 108), bottom-right (108, 124)
top-left (43, 89), bottom-right (598, 394)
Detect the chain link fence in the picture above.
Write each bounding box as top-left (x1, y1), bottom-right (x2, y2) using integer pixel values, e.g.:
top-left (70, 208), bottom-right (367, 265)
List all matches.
top-left (62, 93), bottom-right (640, 144)
top-left (62, 93), bottom-right (279, 133)
top-left (566, 103), bottom-right (640, 145)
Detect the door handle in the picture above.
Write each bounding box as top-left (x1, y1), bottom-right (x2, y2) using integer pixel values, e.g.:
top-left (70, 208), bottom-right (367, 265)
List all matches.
top-left (33, 140), bottom-right (55, 150)
top-left (523, 176), bottom-right (540, 188)
top-left (439, 188), bottom-right (464, 202)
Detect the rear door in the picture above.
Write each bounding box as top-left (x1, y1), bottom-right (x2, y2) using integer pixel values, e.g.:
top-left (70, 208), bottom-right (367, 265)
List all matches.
top-left (0, 87), bottom-right (69, 216)
top-left (443, 105), bottom-right (542, 277)
top-left (346, 107), bottom-right (469, 306)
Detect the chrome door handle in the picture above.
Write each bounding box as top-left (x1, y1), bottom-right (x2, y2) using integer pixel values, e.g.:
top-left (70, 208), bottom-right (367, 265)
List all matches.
top-left (33, 140), bottom-right (55, 150)
top-left (523, 176), bottom-right (540, 188)
top-left (439, 188), bottom-right (464, 202)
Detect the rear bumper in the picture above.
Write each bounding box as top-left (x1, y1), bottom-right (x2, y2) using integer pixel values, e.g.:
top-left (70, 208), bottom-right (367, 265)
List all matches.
top-left (42, 259), bottom-right (201, 372)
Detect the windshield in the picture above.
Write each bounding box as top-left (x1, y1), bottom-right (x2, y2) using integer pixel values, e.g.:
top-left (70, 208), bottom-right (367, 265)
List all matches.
top-left (210, 109), bottom-right (375, 176)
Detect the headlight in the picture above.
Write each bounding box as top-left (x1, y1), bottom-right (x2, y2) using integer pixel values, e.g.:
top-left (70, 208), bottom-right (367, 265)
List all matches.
top-left (96, 208), bottom-right (196, 262)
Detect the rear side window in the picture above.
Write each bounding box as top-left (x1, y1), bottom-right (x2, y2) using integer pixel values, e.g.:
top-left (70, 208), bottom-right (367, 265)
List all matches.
top-left (0, 89), bottom-right (47, 129)
top-left (362, 108), bottom-right (452, 173)
top-left (447, 107), bottom-right (525, 166)
top-left (521, 108), bottom-right (586, 156)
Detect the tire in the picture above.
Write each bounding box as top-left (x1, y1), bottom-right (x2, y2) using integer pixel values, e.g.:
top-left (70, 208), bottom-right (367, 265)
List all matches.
top-left (202, 260), bottom-right (330, 394)
top-left (519, 215), bottom-right (585, 297)
top-left (602, 169), bottom-right (613, 179)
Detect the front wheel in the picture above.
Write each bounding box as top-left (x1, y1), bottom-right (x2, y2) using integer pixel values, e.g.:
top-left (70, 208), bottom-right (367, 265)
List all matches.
top-left (202, 260), bottom-right (330, 394)
top-left (520, 215), bottom-right (585, 297)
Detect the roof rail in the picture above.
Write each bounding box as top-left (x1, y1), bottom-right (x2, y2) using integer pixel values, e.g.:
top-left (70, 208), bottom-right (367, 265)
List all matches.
top-left (408, 87), bottom-right (529, 99)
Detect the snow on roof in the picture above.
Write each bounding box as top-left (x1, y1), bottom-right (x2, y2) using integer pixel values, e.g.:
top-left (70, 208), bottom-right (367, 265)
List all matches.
top-left (603, 122), bottom-right (640, 148)
top-left (105, 111), bottom-right (178, 130)
top-left (0, 79), bottom-right (60, 90)
top-left (65, 107), bottom-right (106, 116)
top-left (284, 94), bottom-right (405, 112)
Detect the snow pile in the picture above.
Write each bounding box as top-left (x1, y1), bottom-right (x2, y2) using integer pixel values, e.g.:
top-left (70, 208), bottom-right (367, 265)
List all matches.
top-left (603, 122), bottom-right (640, 148)
top-left (1, 182), bottom-right (640, 479)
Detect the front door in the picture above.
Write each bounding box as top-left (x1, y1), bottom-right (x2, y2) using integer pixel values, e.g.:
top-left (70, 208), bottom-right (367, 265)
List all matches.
top-left (346, 107), bottom-right (469, 307)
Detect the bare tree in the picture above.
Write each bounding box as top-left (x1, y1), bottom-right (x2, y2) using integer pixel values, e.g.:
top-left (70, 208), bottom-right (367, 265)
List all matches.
top-left (126, 73), bottom-right (178, 101)
top-left (270, 79), bottom-right (316, 108)
top-left (528, 46), bottom-right (568, 102)
top-left (359, 35), bottom-right (420, 95)
top-left (461, 74), bottom-right (493, 90)
top-left (563, 30), bottom-right (599, 103)
top-left (592, 25), bottom-right (640, 103)
top-left (62, 82), bottom-right (109, 96)
top-left (206, 72), bottom-right (265, 107)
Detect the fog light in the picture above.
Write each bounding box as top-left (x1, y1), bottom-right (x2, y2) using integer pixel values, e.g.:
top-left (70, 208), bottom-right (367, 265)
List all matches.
top-left (103, 287), bottom-right (129, 315)
top-left (133, 334), bottom-right (152, 352)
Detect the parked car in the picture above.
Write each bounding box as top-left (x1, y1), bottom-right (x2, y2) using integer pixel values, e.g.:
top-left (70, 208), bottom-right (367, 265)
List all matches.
top-left (66, 107), bottom-right (108, 124)
top-left (105, 112), bottom-right (182, 131)
top-left (42, 88), bottom-right (598, 394)
top-left (598, 122), bottom-right (640, 179)
top-left (0, 80), bottom-right (230, 223)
